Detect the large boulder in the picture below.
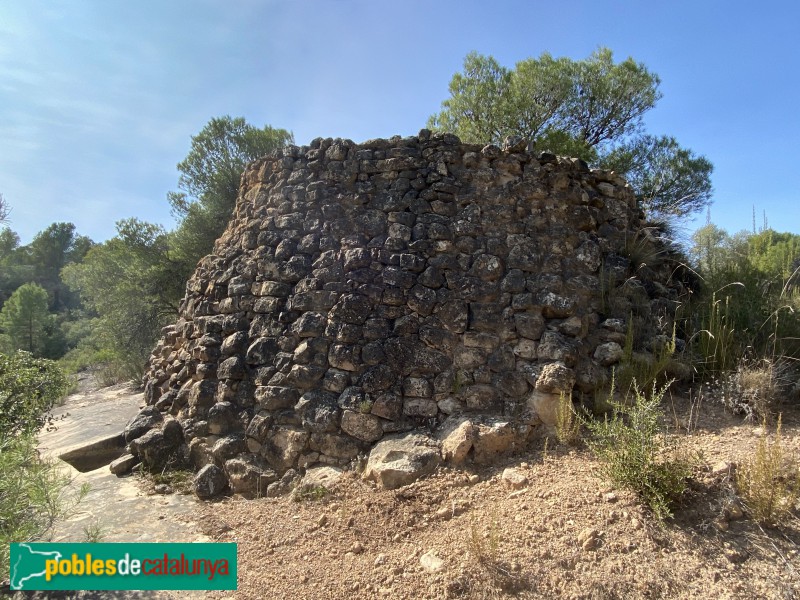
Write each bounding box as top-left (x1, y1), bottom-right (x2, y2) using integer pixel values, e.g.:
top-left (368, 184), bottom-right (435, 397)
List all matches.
top-left (364, 432), bottom-right (442, 489)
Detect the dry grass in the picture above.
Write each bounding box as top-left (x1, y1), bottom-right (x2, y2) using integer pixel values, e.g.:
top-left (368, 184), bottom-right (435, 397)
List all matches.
top-left (554, 392), bottom-right (581, 446)
top-left (736, 415), bottom-right (799, 526)
top-left (455, 516), bottom-right (528, 599)
top-left (717, 359), bottom-right (793, 421)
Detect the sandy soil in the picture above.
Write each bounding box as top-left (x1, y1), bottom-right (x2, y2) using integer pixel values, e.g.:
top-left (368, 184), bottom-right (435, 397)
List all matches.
top-left (193, 391), bottom-right (800, 600)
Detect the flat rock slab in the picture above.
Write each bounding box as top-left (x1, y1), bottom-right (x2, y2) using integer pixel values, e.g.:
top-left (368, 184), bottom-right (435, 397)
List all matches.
top-left (38, 383), bottom-right (144, 460)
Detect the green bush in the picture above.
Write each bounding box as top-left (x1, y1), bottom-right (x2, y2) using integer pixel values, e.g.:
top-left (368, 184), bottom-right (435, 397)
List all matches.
top-left (0, 434), bottom-right (83, 579)
top-left (0, 351), bottom-right (69, 435)
top-left (0, 352), bottom-right (77, 580)
top-left (583, 378), bottom-right (695, 520)
top-left (690, 225), bottom-right (800, 369)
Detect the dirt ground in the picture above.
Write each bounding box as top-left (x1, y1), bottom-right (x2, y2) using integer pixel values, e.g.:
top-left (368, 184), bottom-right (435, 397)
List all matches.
top-left (188, 389), bottom-right (800, 600)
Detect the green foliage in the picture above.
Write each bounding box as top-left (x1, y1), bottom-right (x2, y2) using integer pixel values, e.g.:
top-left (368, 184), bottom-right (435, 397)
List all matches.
top-left (736, 416), bottom-right (798, 525)
top-left (0, 350), bottom-right (69, 435)
top-left (293, 485), bottom-right (329, 502)
top-left (689, 225), bottom-right (800, 365)
top-left (83, 521), bottom-right (105, 543)
top-left (615, 320), bottom-right (677, 398)
top-left (430, 48), bottom-right (659, 152)
top-left (428, 52), bottom-right (514, 145)
top-left (62, 220), bottom-right (186, 378)
top-left (0, 192), bottom-right (9, 223)
top-left (0, 221), bottom-right (93, 364)
top-left (0, 350), bottom-right (75, 578)
top-left (583, 379), bottom-right (694, 520)
top-left (0, 227), bottom-right (33, 307)
top-left (599, 135), bottom-right (713, 218)
top-left (429, 48), bottom-right (712, 219)
top-left (0, 282), bottom-right (50, 354)
top-left (27, 222), bottom-right (93, 311)
top-left (0, 434), bottom-right (79, 579)
top-left (137, 467), bottom-right (195, 496)
top-left (696, 288), bottom-right (739, 374)
top-left (169, 115), bottom-right (293, 266)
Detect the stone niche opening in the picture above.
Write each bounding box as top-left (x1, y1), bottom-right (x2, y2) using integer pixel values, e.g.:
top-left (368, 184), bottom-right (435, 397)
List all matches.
top-left (126, 130), bottom-right (688, 496)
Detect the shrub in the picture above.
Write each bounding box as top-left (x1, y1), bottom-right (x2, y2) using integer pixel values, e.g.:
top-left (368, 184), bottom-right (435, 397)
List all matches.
top-left (582, 378), bottom-right (695, 520)
top-left (736, 415), bottom-right (798, 526)
top-left (690, 226), bottom-right (800, 366)
top-left (0, 351), bottom-right (69, 435)
top-left (0, 434), bottom-right (87, 580)
top-left (0, 352), bottom-right (77, 581)
top-left (459, 515), bottom-right (526, 596)
top-left (292, 484), bottom-right (329, 502)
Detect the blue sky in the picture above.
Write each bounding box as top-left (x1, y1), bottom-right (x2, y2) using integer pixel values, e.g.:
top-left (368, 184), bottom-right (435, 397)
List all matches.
top-left (1, 0), bottom-right (798, 245)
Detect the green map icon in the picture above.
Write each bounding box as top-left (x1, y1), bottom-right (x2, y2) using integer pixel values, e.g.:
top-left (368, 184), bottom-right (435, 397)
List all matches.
top-left (10, 543), bottom-right (63, 590)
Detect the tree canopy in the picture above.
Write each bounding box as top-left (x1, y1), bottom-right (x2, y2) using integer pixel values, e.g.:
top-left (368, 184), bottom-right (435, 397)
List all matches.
top-left (599, 135), bottom-right (713, 218)
top-left (0, 283), bottom-right (49, 354)
top-left (62, 219), bottom-right (188, 375)
top-left (429, 48), bottom-right (712, 219)
top-left (168, 116), bottom-right (294, 265)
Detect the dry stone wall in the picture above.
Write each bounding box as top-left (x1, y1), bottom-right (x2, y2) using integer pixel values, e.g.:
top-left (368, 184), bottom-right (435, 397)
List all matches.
top-left (132, 130), bottom-right (687, 496)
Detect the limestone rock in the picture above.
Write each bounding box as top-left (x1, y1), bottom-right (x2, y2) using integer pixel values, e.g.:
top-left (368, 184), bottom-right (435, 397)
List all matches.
top-left (212, 434), bottom-right (248, 465)
top-left (340, 410), bottom-right (384, 442)
top-left (132, 428), bottom-right (182, 472)
top-left (224, 454), bottom-right (277, 496)
top-left (472, 419), bottom-right (532, 464)
top-left (594, 342), bottom-right (624, 366)
top-left (578, 527), bottom-right (601, 551)
top-left (109, 453), bottom-right (139, 476)
top-left (420, 550), bottom-right (445, 573)
top-left (535, 362), bottom-right (576, 393)
top-left (501, 467), bottom-right (528, 490)
top-left (364, 432), bottom-right (442, 489)
top-left (529, 390), bottom-right (561, 427)
top-left (298, 465), bottom-right (344, 490)
top-left (207, 401), bottom-right (238, 435)
top-left (194, 464), bottom-right (228, 499)
top-left (438, 416), bottom-right (475, 464)
top-left (124, 407), bottom-right (163, 443)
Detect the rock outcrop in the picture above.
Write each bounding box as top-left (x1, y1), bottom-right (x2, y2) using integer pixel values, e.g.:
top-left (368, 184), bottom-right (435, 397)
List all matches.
top-left (128, 130), bottom-right (688, 495)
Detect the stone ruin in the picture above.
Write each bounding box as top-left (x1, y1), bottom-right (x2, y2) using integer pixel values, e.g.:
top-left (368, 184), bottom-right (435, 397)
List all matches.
top-left (118, 130), bottom-right (690, 496)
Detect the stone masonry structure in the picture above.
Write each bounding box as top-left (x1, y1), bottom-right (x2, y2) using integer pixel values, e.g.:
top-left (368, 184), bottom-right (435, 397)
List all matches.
top-left (124, 130), bottom-right (688, 496)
